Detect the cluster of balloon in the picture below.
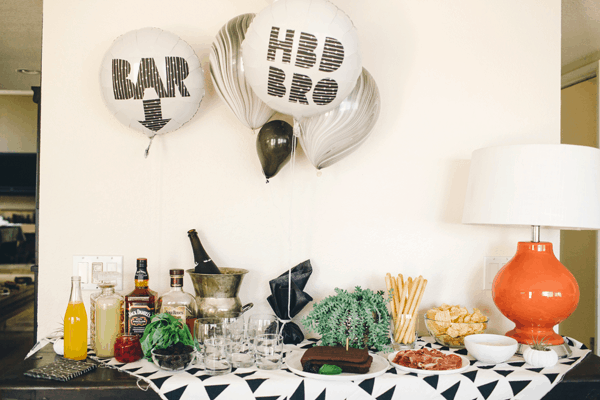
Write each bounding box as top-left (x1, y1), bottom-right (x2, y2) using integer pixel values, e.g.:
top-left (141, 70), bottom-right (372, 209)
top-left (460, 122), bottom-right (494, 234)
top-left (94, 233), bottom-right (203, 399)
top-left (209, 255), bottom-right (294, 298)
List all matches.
top-left (100, 28), bottom-right (205, 157)
top-left (256, 120), bottom-right (296, 182)
top-left (240, 0), bottom-right (379, 175)
top-left (298, 68), bottom-right (380, 170)
top-left (210, 14), bottom-right (275, 130)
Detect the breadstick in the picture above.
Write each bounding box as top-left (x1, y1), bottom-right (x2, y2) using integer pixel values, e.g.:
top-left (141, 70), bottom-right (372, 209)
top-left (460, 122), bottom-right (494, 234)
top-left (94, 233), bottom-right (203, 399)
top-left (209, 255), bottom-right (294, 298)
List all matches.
top-left (397, 276), bottom-right (424, 342)
top-left (395, 276), bottom-right (421, 342)
top-left (402, 317), bottom-right (416, 344)
top-left (401, 279), bottom-right (428, 344)
top-left (395, 281), bottom-right (409, 333)
top-left (397, 274), bottom-right (404, 295)
top-left (392, 276), bottom-right (401, 319)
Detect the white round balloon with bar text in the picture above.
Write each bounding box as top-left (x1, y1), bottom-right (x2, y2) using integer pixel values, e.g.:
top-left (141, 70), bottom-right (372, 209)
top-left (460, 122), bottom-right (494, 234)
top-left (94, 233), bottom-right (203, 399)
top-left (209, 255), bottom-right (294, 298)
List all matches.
top-left (100, 27), bottom-right (204, 138)
top-left (242, 0), bottom-right (361, 119)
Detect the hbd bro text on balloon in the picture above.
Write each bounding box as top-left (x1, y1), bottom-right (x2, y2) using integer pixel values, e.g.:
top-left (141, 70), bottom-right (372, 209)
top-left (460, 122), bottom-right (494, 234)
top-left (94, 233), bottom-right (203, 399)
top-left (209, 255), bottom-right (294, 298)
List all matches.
top-left (265, 27), bottom-right (345, 107)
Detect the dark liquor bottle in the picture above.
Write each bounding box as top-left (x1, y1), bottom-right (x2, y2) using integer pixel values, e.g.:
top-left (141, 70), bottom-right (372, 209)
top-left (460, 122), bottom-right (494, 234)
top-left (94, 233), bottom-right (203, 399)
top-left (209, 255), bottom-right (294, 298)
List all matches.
top-left (188, 229), bottom-right (221, 274)
top-left (125, 258), bottom-right (157, 336)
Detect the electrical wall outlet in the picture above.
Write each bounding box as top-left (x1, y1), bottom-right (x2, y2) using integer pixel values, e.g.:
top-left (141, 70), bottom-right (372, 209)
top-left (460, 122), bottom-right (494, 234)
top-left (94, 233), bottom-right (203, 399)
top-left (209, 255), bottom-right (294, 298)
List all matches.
top-left (483, 256), bottom-right (511, 290)
top-left (72, 255), bottom-right (123, 291)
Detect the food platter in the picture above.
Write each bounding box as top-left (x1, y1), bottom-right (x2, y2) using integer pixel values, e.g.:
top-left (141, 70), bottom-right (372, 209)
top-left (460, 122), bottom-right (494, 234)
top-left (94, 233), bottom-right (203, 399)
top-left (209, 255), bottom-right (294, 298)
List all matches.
top-left (388, 350), bottom-right (470, 375)
top-left (285, 350), bottom-right (390, 381)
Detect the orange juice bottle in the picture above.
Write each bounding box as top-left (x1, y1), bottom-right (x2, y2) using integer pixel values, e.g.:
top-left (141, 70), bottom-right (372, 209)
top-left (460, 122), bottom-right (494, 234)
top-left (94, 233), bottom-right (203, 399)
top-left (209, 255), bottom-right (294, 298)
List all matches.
top-left (64, 276), bottom-right (88, 360)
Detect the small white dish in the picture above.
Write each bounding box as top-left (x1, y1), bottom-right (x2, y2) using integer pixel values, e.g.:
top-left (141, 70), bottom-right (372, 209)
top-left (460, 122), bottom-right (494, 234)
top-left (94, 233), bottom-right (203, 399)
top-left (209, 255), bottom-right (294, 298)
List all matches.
top-left (464, 334), bottom-right (518, 364)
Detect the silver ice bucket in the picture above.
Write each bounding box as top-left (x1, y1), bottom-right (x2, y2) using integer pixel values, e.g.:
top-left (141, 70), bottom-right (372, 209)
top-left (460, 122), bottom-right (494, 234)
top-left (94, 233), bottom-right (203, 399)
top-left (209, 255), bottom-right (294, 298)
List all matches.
top-left (186, 268), bottom-right (253, 318)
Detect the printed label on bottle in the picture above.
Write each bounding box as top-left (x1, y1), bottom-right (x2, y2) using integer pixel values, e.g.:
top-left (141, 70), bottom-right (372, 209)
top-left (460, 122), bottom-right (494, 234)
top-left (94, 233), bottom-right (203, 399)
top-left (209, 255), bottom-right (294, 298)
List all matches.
top-left (127, 302), bottom-right (154, 335)
top-left (162, 305), bottom-right (186, 325)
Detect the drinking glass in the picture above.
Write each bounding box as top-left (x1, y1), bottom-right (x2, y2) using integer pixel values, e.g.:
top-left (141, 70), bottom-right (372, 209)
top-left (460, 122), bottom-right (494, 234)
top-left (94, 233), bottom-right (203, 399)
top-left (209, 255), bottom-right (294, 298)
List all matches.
top-left (203, 338), bottom-right (232, 375)
top-left (254, 334), bottom-right (283, 370)
top-left (248, 314), bottom-right (280, 343)
top-left (194, 318), bottom-right (226, 368)
top-left (227, 318), bottom-right (254, 368)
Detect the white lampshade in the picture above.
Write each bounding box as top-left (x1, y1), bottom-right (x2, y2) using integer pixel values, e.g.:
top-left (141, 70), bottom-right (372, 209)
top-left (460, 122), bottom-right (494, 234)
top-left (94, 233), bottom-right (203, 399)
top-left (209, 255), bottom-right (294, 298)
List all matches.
top-left (462, 144), bottom-right (600, 230)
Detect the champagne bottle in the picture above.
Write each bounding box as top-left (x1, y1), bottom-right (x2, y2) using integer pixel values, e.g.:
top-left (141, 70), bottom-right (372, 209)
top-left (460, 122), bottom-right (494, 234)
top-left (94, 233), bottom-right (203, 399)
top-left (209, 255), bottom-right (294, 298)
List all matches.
top-left (188, 229), bottom-right (221, 274)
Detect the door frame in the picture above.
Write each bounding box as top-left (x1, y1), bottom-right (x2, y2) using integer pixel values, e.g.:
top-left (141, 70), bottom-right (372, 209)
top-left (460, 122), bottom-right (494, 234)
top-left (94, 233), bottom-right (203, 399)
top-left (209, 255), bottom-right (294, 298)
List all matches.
top-left (562, 60), bottom-right (600, 355)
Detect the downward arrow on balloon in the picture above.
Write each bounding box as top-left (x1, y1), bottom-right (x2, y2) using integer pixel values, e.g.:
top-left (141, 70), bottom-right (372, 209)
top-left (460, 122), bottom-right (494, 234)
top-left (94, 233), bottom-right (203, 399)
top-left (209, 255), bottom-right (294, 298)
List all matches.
top-left (139, 99), bottom-right (171, 132)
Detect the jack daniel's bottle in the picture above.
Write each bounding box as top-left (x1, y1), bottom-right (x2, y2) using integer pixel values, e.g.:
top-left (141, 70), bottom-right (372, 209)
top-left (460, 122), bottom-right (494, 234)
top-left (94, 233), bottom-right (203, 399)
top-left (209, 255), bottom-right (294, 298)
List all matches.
top-left (125, 258), bottom-right (157, 336)
top-left (188, 229), bottom-right (221, 274)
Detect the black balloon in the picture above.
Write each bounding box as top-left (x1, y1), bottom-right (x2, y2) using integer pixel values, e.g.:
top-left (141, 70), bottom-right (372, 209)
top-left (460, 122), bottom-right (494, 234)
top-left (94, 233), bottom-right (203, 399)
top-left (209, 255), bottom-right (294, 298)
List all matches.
top-left (256, 120), bottom-right (295, 180)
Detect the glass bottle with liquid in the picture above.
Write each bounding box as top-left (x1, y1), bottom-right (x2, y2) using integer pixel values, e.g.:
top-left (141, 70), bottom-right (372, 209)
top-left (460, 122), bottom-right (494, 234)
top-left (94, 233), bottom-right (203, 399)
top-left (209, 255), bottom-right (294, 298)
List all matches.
top-left (94, 281), bottom-right (124, 358)
top-left (157, 269), bottom-right (198, 334)
top-left (90, 271), bottom-right (122, 353)
top-left (125, 258), bottom-right (157, 336)
top-left (64, 276), bottom-right (88, 360)
top-left (188, 229), bottom-right (221, 274)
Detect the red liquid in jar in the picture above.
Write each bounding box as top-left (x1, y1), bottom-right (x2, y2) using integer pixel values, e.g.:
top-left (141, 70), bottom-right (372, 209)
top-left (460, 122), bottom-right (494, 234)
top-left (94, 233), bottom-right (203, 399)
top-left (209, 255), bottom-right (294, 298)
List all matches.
top-left (114, 335), bottom-right (143, 363)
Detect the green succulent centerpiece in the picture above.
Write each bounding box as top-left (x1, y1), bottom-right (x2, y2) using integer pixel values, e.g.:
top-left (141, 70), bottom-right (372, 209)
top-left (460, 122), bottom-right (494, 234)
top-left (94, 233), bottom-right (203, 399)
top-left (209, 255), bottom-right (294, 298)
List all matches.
top-left (301, 286), bottom-right (391, 351)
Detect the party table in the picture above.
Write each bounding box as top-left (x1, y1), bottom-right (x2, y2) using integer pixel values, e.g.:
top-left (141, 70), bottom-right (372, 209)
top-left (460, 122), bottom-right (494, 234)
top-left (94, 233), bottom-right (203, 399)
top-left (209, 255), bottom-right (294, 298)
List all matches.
top-left (0, 336), bottom-right (596, 400)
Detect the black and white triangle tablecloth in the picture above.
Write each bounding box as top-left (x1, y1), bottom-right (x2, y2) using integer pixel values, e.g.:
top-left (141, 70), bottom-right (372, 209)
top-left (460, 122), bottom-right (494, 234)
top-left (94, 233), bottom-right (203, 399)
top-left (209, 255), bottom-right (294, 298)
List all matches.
top-left (88, 336), bottom-right (589, 400)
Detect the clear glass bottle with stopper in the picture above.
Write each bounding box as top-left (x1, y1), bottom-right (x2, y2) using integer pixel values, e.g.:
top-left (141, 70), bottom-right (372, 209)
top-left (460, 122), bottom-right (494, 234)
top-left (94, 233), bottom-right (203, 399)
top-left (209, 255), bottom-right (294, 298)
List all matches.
top-left (157, 269), bottom-right (199, 334)
top-left (93, 272), bottom-right (124, 358)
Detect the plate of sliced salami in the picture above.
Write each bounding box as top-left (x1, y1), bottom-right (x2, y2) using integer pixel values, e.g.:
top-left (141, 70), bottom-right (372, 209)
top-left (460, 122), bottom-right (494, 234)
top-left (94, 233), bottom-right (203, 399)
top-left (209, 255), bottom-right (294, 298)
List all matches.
top-left (388, 348), bottom-right (470, 375)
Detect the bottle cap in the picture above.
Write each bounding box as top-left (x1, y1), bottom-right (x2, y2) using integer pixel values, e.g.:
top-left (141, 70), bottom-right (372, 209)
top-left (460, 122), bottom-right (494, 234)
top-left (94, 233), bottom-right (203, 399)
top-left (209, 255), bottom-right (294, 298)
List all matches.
top-left (94, 271), bottom-right (120, 285)
top-left (170, 269), bottom-right (184, 275)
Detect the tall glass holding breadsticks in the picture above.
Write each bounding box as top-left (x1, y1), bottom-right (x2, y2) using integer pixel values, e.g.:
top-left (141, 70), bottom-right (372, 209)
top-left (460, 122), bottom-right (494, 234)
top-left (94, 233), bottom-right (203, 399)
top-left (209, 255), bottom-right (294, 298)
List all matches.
top-left (385, 273), bottom-right (427, 350)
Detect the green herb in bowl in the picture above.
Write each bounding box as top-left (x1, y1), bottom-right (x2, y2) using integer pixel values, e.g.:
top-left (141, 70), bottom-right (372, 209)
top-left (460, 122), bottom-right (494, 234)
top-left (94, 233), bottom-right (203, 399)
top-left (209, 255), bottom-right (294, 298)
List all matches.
top-left (140, 313), bottom-right (195, 361)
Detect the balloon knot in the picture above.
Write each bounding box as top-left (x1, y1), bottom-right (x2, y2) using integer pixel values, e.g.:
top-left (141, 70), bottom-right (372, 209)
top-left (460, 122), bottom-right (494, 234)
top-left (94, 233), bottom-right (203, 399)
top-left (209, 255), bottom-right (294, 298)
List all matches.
top-left (266, 179), bottom-right (270, 184)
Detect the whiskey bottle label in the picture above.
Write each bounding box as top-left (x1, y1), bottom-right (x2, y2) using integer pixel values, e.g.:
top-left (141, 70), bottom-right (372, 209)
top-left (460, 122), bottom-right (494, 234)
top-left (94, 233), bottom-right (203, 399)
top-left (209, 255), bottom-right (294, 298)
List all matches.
top-left (162, 305), bottom-right (186, 325)
top-left (127, 302), bottom-right (154, 335)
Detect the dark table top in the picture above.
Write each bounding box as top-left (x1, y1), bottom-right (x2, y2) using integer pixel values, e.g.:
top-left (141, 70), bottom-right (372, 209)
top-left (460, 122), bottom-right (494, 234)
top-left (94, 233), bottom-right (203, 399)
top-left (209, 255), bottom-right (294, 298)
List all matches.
top-left (0, 343), bottom-right (599, 400)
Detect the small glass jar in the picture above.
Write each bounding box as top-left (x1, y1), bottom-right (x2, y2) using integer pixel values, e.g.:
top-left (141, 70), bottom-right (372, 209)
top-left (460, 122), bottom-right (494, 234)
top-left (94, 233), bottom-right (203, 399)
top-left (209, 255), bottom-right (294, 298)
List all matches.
top-left (114, 334), bottom-right (143, 363)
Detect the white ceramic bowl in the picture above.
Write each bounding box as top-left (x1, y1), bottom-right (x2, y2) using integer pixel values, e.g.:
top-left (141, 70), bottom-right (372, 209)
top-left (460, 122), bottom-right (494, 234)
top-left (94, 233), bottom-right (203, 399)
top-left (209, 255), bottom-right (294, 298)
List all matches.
top-left (464, 334), bottom-right (518, 364)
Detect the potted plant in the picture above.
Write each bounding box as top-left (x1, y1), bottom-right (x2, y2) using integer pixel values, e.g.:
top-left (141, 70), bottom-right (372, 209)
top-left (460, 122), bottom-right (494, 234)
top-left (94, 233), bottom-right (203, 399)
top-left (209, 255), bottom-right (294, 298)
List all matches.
top-left (522, 337), bottom-right (558, 368)
top-left (301, 286), bottom-right (391, 351)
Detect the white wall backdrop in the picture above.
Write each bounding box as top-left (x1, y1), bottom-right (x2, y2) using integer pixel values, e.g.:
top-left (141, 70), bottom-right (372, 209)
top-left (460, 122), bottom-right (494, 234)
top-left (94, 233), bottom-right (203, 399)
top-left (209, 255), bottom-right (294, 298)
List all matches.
top-left (38, 0), bottom-right (561, 338)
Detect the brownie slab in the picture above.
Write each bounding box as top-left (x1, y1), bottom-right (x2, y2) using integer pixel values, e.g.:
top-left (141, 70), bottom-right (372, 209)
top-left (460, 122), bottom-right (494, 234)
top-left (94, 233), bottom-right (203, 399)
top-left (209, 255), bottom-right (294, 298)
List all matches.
top-left (300, 346), bottom-right (373, 374)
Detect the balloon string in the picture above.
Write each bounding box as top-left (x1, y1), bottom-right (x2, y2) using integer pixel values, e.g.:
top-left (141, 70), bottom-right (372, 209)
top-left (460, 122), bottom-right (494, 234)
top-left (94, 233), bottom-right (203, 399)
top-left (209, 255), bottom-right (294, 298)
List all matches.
top-left (287, 134), bottom-right (297, 324)
top-left (144, 136), bottom-right (155, 158)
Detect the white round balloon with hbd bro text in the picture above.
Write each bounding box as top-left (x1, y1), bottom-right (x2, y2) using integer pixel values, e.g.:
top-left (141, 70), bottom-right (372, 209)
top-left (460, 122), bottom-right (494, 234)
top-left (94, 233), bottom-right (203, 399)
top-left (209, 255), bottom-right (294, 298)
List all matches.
top-left (242, 0), bottom-right (361, 119)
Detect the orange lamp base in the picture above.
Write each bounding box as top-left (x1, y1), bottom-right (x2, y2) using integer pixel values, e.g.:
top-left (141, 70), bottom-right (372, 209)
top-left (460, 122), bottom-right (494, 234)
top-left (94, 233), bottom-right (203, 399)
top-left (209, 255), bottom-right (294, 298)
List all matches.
top-left (492, 242), bottom-right (579, 345)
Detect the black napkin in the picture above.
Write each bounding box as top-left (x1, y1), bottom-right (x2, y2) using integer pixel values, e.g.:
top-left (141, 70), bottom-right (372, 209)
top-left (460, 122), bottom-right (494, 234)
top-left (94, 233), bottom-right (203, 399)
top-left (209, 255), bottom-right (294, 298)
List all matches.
top-left (24, 357), bottom-right (97, 381)
top-left (267, 260), bottom-right (313, 344)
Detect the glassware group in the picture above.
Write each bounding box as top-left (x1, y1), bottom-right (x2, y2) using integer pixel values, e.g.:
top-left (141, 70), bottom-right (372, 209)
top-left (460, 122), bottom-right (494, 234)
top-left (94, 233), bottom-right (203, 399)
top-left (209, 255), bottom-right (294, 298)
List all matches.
top-left (194, 313), bottom-right (283, 375)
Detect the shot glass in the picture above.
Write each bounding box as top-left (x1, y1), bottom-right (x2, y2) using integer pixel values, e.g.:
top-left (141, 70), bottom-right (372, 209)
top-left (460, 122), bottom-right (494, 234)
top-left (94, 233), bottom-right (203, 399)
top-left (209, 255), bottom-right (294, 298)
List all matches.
top-left (203, 338), bottom-right (232, 375)
top-left (254, 334), bottom-right (283, 370)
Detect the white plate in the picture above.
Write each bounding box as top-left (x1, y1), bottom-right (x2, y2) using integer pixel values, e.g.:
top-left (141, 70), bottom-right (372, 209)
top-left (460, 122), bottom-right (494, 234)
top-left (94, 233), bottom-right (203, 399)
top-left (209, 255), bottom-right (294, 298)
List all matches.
top-left (388, 350), bottom-right (470, 375)
top-left (285, 350), bottom-right (390, 381)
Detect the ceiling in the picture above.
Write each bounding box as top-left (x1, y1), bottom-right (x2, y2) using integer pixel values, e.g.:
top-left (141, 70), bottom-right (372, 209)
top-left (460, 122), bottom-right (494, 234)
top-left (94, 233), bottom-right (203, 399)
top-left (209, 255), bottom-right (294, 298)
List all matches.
top-left (0, 1), bottom-right (599, 92)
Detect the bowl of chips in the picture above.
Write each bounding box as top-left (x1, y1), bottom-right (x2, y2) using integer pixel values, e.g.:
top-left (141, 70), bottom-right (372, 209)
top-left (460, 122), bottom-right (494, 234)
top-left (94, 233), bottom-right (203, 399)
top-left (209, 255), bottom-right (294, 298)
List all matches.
top-left (424, 304), bottom-right (489, 348)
